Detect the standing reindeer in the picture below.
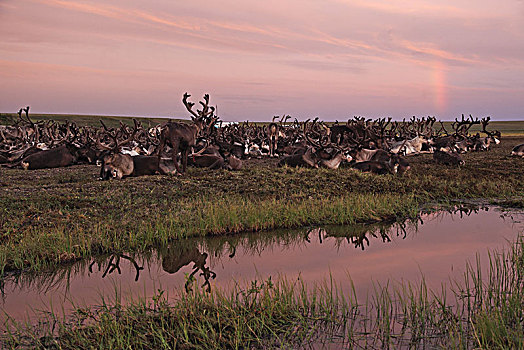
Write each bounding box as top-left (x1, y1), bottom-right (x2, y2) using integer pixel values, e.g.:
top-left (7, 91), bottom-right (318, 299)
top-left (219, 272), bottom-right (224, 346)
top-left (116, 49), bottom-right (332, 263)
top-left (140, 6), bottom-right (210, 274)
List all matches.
top-left (157, 93), bottom-right (217, 174)
top-left (267, 115), bottom-right (287, 157)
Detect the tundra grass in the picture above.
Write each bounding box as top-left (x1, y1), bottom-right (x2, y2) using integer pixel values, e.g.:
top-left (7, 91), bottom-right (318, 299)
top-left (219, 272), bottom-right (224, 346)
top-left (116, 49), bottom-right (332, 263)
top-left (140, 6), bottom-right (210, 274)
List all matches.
top-left (3, 235), bottom-right (523, 349)
top-left (1, 137), bottom-right (524, 274)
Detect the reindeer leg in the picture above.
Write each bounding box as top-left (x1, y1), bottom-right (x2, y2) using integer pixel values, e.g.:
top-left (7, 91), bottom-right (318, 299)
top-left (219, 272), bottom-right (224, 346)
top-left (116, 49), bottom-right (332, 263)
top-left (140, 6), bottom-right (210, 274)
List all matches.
top-left (156, 135), bottom-right (166, 159)
top-left (182, 148), bottom-right (189, 173)
top-left (171, 140), bottom-right (181, 174)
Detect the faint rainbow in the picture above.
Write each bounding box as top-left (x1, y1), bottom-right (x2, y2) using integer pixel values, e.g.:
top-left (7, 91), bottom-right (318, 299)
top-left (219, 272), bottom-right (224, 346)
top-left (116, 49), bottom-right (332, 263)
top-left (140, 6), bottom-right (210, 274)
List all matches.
top-left (432, 61), bottom-right (447, 116)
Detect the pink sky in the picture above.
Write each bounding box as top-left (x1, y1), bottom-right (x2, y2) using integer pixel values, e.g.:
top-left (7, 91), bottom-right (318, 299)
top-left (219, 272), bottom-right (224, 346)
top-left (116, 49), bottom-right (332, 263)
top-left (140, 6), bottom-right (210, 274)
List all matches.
top-left (1, 0), bottom-right (524, 121)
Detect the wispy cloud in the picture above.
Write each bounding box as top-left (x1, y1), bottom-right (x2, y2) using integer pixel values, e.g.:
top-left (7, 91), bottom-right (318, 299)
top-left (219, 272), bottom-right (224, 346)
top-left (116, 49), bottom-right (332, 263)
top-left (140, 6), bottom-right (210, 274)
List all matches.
top-left (280, 58), bottom-right (366, 73)
top-left (25, 0), bottom-right (519, 68)
top-left (332, 0), bottom-right (506, 18)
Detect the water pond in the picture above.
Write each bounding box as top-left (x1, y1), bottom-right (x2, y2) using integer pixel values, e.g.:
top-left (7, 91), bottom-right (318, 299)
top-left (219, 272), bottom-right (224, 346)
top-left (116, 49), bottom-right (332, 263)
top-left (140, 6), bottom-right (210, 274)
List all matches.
top-left (1, 206), bottom-right (522, 326)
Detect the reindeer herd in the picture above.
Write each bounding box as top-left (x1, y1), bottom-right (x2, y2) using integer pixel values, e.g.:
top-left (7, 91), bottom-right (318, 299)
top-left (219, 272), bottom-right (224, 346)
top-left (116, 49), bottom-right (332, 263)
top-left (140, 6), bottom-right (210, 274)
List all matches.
top-left (0, 94), bottom-right (512, 179)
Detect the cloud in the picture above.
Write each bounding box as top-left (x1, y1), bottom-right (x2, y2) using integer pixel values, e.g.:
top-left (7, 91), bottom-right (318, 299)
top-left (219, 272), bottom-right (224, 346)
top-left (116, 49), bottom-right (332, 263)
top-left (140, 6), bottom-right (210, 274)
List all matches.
top-left (280, 58), bottom-right (366, 73)
top-left (12, 0), bottom-right (521, 68)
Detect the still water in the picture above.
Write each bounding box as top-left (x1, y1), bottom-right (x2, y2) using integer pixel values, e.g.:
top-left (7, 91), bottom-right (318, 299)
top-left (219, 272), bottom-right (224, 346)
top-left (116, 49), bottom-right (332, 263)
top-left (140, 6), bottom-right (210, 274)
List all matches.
top-left (1, 206), bottom-right (522, 325)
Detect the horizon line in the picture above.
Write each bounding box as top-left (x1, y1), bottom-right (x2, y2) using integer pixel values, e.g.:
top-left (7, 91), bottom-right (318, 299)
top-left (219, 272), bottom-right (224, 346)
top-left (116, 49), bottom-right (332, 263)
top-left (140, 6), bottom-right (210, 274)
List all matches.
top-left (1, 111), bottom-right (520, 123)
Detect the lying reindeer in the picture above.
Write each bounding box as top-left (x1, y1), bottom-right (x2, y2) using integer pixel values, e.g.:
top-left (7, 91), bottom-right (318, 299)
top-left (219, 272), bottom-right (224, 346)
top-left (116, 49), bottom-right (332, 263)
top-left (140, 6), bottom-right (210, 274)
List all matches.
top-left (187, 140), bottom-right (243, 170)
top-left (20, 144), bottom-right (79, 170)
top-left (351, 158), bottom-right (399, 175)
top-left (99, 153), bottom-right (175, 179)
top-left (278, 147), bottom-right (319, 168)
top-left (349, 148), bottom-right (384, 162)
top-left (433, 150), bottom-right (465, 166)
top-left (226, 154), bottom-right (243, 170)
top-left (510, 143), bottom-right (524, 157)
top-left (367, 150), bottom-right (410, 175)
top-left (96, 119), bottom-right (179, 179)
top-left (188, 153), bottom-right (225, 170)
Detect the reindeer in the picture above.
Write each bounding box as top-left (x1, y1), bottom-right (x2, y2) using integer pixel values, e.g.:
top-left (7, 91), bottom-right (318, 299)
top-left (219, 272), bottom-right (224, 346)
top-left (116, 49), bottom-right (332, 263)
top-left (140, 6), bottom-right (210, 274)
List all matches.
top-left (351, 157), bottom-right (400, 175)
top-left (363, 150), bottom-right (411, 175)
top-left (20, 144), bottom-right (80, 170)
top-left (156, 93), bottom-right (217, 174)
top-left (278, 147), bottom-right (319, 168)
top-left (188, 154), bottom-right (225, 169)
top-left (389, 135), bottom-right (432, 155)
top-left (267, 116), bottom-right (279, 158)
top-left (473, 117), bottom-right (501, 151)
top-left (96, 120), bottom-right (176, 179)
top-left (510, 143), bottom-right (524, 157)
top-left (319, 150), bottom-right (351, 169)
top-left (226, 154), bottom-right (243, 170)
top-left (349, 148), bottom-right (385, 162)
top-left (293, 118), bottom-right (350, 169)
top-left (433, 150), bottom-right (465, 166)
top-left (96, 120), bottom-right (139, 179)
top-left (100, 154), bottom-right (178, 180)
top-left (17, 122), bottom-right (85, 170)
top-left (4, 108), bottom-right (88, 170)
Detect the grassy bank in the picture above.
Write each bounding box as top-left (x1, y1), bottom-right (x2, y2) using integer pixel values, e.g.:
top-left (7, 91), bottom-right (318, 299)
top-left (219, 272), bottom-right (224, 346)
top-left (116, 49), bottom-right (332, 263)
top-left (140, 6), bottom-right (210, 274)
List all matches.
top-left (4, 234), bottom-right (523, 349)
top-left (1, 132), bottom-right (524, 274)
top-left (0, 192), bottom-right (420, 274)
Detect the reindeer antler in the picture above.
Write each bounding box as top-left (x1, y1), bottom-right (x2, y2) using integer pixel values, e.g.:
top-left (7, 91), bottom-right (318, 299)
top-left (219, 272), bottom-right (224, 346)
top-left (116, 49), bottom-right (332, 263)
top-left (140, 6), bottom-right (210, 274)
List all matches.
top-left (183, 93), bottom-right (200, 119)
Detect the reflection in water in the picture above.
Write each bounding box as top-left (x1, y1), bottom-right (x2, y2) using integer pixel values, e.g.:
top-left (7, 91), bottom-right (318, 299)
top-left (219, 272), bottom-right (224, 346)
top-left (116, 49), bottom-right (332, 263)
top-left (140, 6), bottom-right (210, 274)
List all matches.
top-left (160, 243), bottom-right (216, 292)
top-left (89, 254), bottom-right (144, 282)
top-left (0, 205), bottom-right (521, 325)
top-left (313, 220), bottom-right (408, 250)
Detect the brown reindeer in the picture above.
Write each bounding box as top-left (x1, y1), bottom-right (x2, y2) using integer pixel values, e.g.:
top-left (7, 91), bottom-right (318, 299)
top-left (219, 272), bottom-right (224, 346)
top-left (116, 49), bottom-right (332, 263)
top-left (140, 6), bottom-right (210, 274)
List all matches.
top-left (156, 93), bottom-right (217, 174)
top-left (100, 154), bottom-right (177, 180)
top-left (20, 144), bottom-right (79, 170)
top-left (226, 154), bottom-right (243, 170)
top-left (511, 143), bottom-right (524, 157)
top-left (278, 146), bottom-right (320, 168)
top-left (188, 153), bottom-right (225, 169)
top-left (95, 119), bottom-right (176, 179)
top-left (351, 156), bottom-right (400, 175)
top-left (95, 120), bottom-right (140, 179)
top-left (433, 150), bottom-right (464, 166)
top-left (267, 116), bottom-right (280, 157)
top-left (319, 150), bottom-right (350, 169)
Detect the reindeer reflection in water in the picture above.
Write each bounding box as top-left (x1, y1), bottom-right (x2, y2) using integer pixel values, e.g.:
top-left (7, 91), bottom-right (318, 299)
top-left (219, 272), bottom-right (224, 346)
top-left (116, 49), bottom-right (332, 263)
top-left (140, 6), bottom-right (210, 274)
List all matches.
top-left (304, 206), bottom-right (488, 250)
top-left (89, 253), bottom-right (144, 281)
top-left (88, 244), bottom-right (217, 293)
top-left (304, 220), bottom-right (415, 250)
top-left (161, 243), bottom-right (216, 293)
